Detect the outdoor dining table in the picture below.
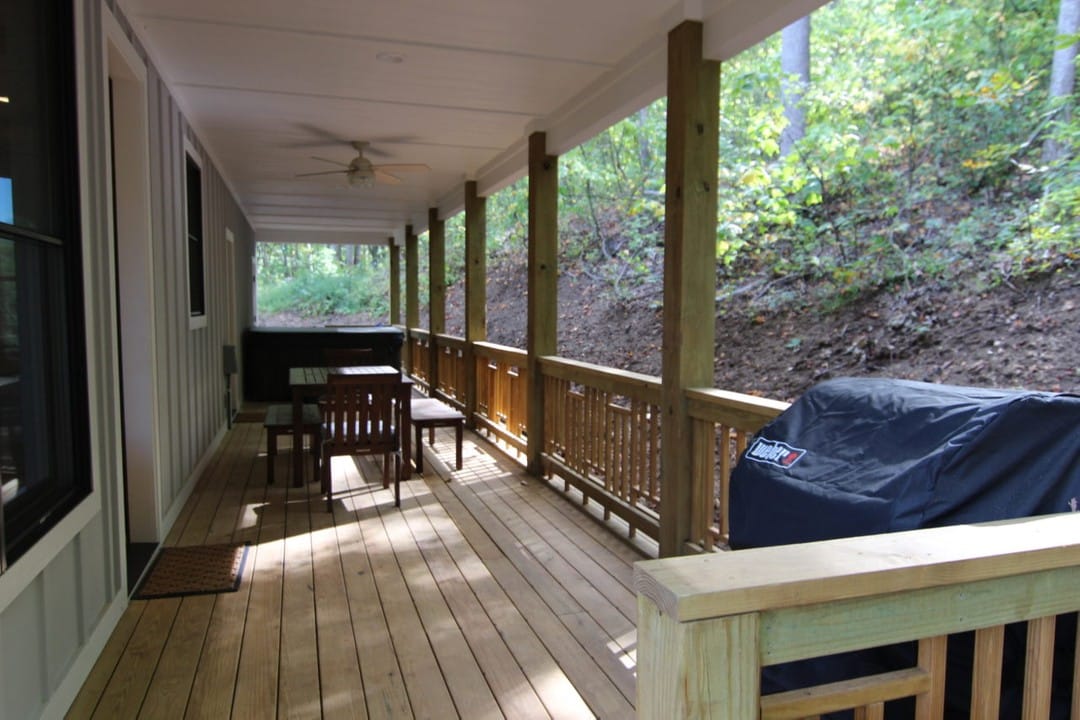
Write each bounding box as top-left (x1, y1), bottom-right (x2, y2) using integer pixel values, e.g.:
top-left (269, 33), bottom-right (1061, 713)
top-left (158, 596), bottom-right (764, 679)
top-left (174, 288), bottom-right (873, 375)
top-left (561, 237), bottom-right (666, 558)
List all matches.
top-left (288, 365), bottom-right (413, 488)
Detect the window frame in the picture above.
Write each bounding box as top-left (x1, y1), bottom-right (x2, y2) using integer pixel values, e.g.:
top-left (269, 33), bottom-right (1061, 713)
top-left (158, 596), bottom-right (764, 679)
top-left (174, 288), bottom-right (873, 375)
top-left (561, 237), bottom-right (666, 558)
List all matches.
top-left (0, 0), bottom-right (97, 596)
top-left (183, 140), bottom-right (207, 330)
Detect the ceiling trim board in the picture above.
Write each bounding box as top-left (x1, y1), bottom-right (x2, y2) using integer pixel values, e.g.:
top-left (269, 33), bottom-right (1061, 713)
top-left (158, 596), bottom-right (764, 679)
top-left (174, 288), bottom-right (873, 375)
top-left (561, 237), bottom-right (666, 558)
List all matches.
top-left (174, 82), bottom-right (540, 119)
top-left (703, 0), bottom-right (828, 61)
top-left (135, 13), bottom-right (617, 69)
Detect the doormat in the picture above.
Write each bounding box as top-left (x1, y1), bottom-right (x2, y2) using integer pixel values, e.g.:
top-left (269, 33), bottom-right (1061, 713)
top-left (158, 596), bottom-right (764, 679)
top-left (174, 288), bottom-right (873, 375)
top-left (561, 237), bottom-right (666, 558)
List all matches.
top-left (134, 543), bottom-right (250, 600)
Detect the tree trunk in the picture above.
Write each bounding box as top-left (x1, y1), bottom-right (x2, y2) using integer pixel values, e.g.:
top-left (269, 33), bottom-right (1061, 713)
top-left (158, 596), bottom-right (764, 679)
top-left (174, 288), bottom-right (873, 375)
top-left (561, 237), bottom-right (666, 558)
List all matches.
top-left (780, 15), bottom-right (811, 157)
top-left (1043, 0), bottom-right (1079, 163)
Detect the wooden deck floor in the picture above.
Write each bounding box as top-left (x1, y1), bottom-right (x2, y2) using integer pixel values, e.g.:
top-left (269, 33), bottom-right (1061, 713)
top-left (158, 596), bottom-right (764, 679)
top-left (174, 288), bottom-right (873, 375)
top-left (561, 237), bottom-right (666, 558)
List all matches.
top-left (68, 415), bottom-right (644, 719)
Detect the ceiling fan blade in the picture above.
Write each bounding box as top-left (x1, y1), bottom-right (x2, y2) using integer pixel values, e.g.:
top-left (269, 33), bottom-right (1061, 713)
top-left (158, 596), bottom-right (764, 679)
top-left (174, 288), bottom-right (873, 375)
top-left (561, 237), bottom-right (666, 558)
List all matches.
top-left (310, 156), bottom-right (351, 168)
top-left (296, 169), bottom-right (348, 178)
top-left (373, 163), bottom-right (430, 173)
top-left (374, 170), bottom-right (403, 185)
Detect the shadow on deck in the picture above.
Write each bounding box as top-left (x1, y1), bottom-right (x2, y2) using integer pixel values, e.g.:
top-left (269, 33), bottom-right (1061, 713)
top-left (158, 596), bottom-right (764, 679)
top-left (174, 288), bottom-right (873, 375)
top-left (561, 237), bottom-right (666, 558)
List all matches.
top-left (68, 413), bottom-right (644, 719)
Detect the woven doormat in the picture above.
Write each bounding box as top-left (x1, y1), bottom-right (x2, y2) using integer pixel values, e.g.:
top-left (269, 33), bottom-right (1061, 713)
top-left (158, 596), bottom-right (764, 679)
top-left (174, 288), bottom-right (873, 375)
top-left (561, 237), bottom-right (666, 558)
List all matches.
top-left (134, 543), bottom-right (250, 600)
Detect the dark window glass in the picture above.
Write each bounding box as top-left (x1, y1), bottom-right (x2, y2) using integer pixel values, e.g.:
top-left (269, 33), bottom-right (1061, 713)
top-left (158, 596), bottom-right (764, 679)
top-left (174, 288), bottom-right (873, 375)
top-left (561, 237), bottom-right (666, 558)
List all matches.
top-left (0, 0), bottom-right (90, 567)
top-left (186, 155), bottom-right (205, 317)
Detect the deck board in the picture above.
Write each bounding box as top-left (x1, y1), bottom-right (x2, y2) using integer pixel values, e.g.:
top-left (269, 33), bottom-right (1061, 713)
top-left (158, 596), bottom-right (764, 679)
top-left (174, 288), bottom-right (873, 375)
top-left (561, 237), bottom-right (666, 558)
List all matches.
top-left (68, 416), bottom-right (646, 719)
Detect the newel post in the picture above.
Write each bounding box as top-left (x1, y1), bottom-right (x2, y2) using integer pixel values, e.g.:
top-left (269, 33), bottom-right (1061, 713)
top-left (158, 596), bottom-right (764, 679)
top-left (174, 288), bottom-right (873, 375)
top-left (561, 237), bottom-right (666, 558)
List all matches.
top-left (526, 131), bottom-right (558, 475)
top-left (464, 181), bottom-right (487, 427)
top-left (659, 20), bottom-right (719, 557)
top-left (428, 208), bottom-right (446, 395)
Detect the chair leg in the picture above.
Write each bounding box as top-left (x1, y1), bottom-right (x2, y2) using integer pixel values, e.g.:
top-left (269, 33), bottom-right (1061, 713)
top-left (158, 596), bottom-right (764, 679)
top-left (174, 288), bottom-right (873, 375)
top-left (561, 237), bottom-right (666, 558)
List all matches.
top-left (322, 447), bottom-right (332, 512)
top-left (414, 424), bottom-right (424, 475)
top-left (394, 452), bottom-right (402, 508)
top-left (382, 453), bottom-right (390, 488)
top-left (266, 430), bottom-right (277, 485)
top-left (455, 423), bottom-right (463, 470)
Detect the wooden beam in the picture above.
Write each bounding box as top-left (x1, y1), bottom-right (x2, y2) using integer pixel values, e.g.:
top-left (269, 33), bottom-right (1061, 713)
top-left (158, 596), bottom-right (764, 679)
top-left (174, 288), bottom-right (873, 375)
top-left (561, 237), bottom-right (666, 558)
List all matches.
top-left (405, 224), bottom-right (419, 372)
top-left (429, 208), bottom-right (446, 394)
top-left (526, 131), bottom-right (558, 475)
top-left (464, 181), bottom-right (487, 426)
top-left (389, 237), bottom-right (401, 325)
top-left (637, 595), bottom-right (758, 719)
top-left (659, 21), bottom-right (719, 557)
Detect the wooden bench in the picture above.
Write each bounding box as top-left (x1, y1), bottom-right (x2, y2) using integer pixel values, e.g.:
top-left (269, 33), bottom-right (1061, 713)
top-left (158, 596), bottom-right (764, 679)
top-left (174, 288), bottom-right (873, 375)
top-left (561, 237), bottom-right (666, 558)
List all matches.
top-left (410, 398), bottom-right (465, 473)
top-left (264, 403), bottom-right (321, 485)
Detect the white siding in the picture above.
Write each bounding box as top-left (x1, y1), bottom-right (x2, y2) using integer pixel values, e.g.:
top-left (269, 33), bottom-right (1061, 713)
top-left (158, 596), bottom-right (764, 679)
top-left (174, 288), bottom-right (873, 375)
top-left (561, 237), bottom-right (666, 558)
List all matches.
top-left (0, 0), bottom-right (256, 717)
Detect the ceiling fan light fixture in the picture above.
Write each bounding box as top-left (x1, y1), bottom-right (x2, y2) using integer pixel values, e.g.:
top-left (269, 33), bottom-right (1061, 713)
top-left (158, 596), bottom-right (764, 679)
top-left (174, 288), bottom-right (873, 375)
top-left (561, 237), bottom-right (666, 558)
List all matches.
top-left (348, 170), bottom-right (377, 188)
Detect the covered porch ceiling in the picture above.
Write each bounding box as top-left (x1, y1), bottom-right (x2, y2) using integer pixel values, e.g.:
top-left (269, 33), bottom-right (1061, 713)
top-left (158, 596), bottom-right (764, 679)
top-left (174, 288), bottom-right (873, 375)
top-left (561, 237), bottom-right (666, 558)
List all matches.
top-left (120, 0), bottom-right (825, 244)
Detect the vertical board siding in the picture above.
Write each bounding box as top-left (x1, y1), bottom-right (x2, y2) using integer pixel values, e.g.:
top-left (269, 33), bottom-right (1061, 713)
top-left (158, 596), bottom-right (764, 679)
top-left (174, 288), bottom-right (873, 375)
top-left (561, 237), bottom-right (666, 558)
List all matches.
top-left (0, 1), bottom-right (256, 717)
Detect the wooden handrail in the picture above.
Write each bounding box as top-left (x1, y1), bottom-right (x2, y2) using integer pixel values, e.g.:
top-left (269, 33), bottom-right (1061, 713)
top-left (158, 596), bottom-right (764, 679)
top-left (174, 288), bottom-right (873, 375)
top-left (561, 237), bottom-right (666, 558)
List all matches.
top-left (685, 387), bottom-right (789, 433)
top-left (538, 355), bottom-right (662, 402)
top-left (636, 513), bottom-right (1080, 622)
top-left (473, 341), bottom-right (527, 364)
top-left (433, 333), bottom-right (466, 351)
top-left (636, 514), bottom-right (1080, 718)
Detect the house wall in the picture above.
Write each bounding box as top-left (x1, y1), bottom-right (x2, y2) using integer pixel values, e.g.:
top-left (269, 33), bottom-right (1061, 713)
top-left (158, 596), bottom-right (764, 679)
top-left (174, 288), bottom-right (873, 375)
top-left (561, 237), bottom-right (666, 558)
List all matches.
top-left (0, 1), bottom-right (255, 717)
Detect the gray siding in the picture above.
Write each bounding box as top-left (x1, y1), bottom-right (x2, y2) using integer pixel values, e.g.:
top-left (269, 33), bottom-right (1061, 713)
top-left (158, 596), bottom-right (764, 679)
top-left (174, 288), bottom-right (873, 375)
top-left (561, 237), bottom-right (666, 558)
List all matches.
top-left (0, 0), bottom-right (256, 716)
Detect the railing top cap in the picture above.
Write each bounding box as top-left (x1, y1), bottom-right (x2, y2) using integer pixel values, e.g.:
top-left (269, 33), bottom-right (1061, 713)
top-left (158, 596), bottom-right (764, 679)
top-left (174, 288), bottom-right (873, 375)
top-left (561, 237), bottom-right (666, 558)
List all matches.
top-left (635, 513), bottom-right (1080, 623)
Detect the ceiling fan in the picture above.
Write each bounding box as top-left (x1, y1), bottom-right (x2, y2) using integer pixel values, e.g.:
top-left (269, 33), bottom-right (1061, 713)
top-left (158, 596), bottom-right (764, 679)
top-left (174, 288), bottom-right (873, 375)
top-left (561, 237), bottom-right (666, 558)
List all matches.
top-left (296, 141), bottom-right (429, 187)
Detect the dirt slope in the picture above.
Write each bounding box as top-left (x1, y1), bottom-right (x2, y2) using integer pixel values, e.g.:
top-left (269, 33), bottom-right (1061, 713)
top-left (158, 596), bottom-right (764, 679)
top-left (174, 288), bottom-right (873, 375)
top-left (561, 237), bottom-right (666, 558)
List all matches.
top-left (445, 260), bottom-right (1079, 403)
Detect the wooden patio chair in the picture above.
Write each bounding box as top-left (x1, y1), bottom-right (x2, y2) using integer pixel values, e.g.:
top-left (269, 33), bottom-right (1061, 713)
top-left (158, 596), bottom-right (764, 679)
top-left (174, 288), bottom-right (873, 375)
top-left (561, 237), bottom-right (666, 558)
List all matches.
top-left (319, 370), bottom-right (403, 511)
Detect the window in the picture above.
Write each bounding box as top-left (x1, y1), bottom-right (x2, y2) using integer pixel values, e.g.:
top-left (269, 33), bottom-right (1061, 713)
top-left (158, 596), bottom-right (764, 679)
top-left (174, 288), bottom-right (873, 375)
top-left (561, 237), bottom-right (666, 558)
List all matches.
top-left (185, 151), bottom-right (205, 319)
top-left (0, 0), bottom-right (90, 567)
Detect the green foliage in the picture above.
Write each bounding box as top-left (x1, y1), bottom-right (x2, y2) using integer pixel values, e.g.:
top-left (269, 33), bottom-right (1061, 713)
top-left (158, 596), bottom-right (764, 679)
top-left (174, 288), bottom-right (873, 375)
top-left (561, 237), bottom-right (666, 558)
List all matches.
top-left (713, 0), bottom-right (1075, 306)
top-left (256, 0), bottom-right (1077, 319)
top-left (256, 243), bottom-right (390, 320)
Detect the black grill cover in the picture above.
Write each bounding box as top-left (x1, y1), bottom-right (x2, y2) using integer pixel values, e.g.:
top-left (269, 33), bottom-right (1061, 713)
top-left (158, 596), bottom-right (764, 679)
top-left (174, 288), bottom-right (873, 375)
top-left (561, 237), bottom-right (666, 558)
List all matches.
top-left (728, 377), bottom-right (1080, 717)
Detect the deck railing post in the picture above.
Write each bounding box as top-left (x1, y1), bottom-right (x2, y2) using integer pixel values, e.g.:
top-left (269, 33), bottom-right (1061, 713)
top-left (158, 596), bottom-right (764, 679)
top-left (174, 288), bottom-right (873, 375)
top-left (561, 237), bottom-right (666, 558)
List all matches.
top-left (404, 224), bottom-right (419, 373)
top-left (527, 131), bottom-right (558, 476)
top-left (659, 21), bottom-right (720, 557)
top-left (389, 236), bottom-right (401, 326)
top-left (428, 208), bottom-right (445, 396)
top-left (464, 181), bottom-right (487, 428)
top-left (637, 595), bottom-right (759, 718)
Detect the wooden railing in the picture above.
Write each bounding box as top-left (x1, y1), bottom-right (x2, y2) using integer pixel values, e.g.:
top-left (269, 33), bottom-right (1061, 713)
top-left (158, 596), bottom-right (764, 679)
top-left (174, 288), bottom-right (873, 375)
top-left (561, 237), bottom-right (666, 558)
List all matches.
top-left (539, 356), bottom-right (662, 540)
top-left (432, 334), bottom-right (467, 408)
top-left (404, 331), bottom-right (789, 550)
top-left (636, 513), bottom-right (1080, 719)
top-left (472, 341), bottom-right (528, 452)
top-left (686, 388), bottom-right (790, 551)
top-left (408, 329), bottom-right (430, 393)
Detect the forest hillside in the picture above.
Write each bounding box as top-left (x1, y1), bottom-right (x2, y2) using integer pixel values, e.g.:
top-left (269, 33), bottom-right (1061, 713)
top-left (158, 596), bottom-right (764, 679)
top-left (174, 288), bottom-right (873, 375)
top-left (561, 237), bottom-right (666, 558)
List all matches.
top-left (257, 0), bottom-right (1079, 402)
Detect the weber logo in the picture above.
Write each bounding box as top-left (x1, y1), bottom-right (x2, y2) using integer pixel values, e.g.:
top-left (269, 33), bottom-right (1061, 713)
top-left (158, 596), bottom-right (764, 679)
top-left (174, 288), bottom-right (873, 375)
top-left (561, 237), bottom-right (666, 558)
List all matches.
top-left (745, 437), bottom-right (807, 469)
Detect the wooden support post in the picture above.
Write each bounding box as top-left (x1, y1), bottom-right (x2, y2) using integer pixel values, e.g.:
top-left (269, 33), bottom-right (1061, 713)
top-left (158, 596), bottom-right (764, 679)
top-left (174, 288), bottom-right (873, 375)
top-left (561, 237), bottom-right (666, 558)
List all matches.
top-left (527, 131), bottom-right (558, 475)
top-left (464, 181), bottom-right (487, 427)
top-left (389, 236), bottom-right (401, 326)
top-left (659, 21), bottom-right (719, 557)
top-left (405, 224), bottom-right (419, 372)
top-left (637, 595), bottom-right (759, 719)
top-left (428, 208), bottom-right (446, 395)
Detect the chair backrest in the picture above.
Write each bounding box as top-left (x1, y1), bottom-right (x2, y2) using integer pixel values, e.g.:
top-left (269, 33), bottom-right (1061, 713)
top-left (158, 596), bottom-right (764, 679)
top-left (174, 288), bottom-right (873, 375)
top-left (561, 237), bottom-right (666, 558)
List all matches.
top-left (321, 371), bottom-right (401, 455)
top-left (323, 348), bottom-right (375, 367)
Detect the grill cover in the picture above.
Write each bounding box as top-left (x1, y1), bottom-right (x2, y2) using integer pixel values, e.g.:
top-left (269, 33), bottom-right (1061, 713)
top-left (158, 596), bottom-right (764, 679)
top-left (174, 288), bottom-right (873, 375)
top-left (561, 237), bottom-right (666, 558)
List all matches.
top-left (728, 377), bottom-right (1080, 717)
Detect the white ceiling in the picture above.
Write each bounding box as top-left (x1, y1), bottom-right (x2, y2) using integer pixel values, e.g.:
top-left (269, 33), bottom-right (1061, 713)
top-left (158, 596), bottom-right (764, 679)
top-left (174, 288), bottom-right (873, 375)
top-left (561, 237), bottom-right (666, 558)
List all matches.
top-left (118, 0), bottom-right (825, 244)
